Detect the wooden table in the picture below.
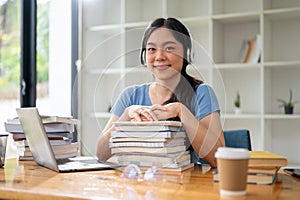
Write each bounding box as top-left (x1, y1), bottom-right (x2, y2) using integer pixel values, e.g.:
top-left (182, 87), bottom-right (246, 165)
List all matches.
top-left (0, 158), bottom-right (300, 200)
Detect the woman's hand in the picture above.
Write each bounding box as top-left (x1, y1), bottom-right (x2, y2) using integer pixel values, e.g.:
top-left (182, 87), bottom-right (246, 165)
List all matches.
top-left (151, 102), bottom-right (181, 120)
top-left (126, 105), bottom-right (158, 122)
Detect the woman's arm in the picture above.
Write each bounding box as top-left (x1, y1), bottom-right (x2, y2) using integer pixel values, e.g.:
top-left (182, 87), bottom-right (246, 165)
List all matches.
top-left (152, 102), bottom-right (225, 167)
top-left (96, 114), bottom-right (119, 161)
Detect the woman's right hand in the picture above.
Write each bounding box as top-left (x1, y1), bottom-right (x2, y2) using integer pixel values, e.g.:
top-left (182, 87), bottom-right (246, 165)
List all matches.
top-left (127, 105), bottom-right (158, 122)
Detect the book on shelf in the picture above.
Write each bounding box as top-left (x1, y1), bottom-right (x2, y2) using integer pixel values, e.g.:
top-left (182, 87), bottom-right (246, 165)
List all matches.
top-left (113, 120), bottom-right (184, 132)
top-left (248, 34), bottom-right (262, 64)
top-left (243, 38), bottom-right (255, 63)
top-left (237, 39), bottom-right (249, 63)
top-left (4, 122), bottom-right (75, 133)
top-left (249, 151), bottom-right (288, 168)
top-left (237, 34), bottom-right (261, 64)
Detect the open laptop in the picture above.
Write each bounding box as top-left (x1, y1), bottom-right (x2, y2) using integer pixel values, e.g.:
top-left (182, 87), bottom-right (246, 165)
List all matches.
top-left (16, 107), bottom-right (119, 172)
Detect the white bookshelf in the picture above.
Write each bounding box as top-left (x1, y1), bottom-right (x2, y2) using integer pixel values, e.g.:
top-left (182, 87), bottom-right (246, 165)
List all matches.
top-left (78, 0), bottom-right (300, 165)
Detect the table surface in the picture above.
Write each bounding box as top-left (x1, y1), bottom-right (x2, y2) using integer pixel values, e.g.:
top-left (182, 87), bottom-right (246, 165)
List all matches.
top-left (1, 158), bottom-right (300, 200)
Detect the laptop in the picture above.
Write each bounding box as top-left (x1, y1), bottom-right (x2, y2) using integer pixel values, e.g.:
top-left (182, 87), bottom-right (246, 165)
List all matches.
top-left (16, 107), bottom-right (119, 172)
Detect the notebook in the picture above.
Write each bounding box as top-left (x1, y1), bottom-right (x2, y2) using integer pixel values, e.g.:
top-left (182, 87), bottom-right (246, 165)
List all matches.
top-left (16, 107), bottom-right (119, 172)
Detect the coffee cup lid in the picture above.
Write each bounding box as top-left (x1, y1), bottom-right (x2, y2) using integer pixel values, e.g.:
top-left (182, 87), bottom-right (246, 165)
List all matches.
top-left (215, 147), bottom-right (250, 159)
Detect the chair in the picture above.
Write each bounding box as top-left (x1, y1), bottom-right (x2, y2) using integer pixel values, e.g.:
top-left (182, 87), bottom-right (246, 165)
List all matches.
top-left (223, 129), bottom-right (252, 150)
top-left (192, 129), bottom-right (252, 164)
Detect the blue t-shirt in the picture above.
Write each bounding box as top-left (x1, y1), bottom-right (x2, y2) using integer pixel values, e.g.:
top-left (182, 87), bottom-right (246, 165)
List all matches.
top-left (111, 83), bottom-right (220, 120)
top-left (110, 83), bottom-right (220, 164)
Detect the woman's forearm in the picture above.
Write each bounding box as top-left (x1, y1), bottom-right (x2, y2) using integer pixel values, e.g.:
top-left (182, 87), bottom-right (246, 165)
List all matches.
top-left (176, 103), bottom-right (224, 167)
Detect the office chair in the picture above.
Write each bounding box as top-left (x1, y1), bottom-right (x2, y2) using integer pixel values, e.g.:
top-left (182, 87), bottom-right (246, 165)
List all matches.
top-left (193, 129), bottom-right (251, 164)
top-left (223, 129), bottom-right (252, 150)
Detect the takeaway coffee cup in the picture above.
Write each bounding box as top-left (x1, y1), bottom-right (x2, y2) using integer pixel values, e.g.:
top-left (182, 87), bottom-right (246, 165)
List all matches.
top-left (0, 134), bottom-right (9, 168)
top-left (215, 147), bottom-right (250, 197)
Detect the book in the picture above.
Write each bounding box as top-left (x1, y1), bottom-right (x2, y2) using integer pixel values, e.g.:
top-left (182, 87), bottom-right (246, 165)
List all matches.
top-left (111, 145), bottom-right (186, 154)
top-left (111, 131), bottom-right (186, 138)
top-left (109, 140), bottom-right (185, 148)
top-left (4, 122), bottom-right (75, 133)
top-left (249, 151), bottom-right (288, 168)
top-left (14, 137), bottom-right (72, 147)
top-left (243, 38), bottom-right (255, 63)
top-left (17, 142), bottom-right (78, 157)
top-left (237, 39), bottom-right (249, 63)
top-left (12, 132), bottom-right (73, 141)
top-left (113, 121), bottom-right (184, 132)
top-left (114, 121), bottom-right (183, 127)
top-left (213, 151), bottom-right (286, 185)
top-left (248, 34), bottom-right (262, 64)
top-left (110, 137), bottom-right (184, 143)
top-left (118, 160), bottom-right (191, 168)
top-left (115, 151), bottom-right (191, 164)
top-left (139, 163), bottom-right (195, 173)
top-left (6, 115), bottom-right (76, 125)
top-left (18, 151), bottom-right (78, 161)
top-left (213, 169), bottom-right (278, 185)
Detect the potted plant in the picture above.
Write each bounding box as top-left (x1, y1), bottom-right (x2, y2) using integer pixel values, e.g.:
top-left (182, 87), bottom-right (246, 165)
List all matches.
top-left (277, 89), bottom-right (299, 114)
top-left (234, 91), bottom-right (241, 114)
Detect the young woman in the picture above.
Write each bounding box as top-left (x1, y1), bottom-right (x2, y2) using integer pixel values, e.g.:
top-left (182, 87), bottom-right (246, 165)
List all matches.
top-left (96, 18), bottom-right (225, 167)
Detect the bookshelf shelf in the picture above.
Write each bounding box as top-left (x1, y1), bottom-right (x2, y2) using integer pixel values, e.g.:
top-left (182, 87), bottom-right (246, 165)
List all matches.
top-left (79, 0), bottom-right (300, 164)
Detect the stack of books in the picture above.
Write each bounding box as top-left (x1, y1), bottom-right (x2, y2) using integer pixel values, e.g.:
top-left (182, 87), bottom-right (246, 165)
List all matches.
top-left (110, 121), bottom-right (194, 172)
top-left (213, 151), bottom-right (288, 185)
top-left (4, 115), bottom-right (78, 160)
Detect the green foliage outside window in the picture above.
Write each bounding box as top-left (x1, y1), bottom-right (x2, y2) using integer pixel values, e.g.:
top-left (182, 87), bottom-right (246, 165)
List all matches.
top-left (0, 0), bottom-right (49, 97)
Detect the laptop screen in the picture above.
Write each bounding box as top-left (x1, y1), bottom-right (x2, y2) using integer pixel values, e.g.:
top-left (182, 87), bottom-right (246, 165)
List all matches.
top-left (16, 107), bottom-right (59, 171)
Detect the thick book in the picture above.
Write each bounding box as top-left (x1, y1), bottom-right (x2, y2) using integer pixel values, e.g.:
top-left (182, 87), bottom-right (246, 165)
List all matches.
top-left (6, 115), bottom-right (76, 124)
top-left (109, 140), bottom-right (185, 148)
top-left (14, 137), bottom-right (72, 147)
top-left (139, 163), bottom-right (195, 173)
top-left (111, 130), bottom-right (186, 139)
top-left (12, 132), bottom-right (73, 141)
top-left (213, 169), bottom-right (278, 185)
top-left (249, 151), bottom-right (288, 168)
top-left (17, 142), bottom-right (78, 157)
top-left (18, 151), bottom-right (78, 161)
top-left (115, 151), bottom-right (190, 164)
top-left (111, 145), bottom-right (186, 154)
top-left (113, 121), bottom-right (184, 132)
top-left (110, 137), bottom-right (184, 143)
top-left (4, 122), bottom-right (75, 133)
top-left (118, 160), bottom-right (191, 168)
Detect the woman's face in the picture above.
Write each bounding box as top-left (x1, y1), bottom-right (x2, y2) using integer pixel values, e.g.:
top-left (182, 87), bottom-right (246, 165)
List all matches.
top-left (145, 27), bottom-right (184, 81)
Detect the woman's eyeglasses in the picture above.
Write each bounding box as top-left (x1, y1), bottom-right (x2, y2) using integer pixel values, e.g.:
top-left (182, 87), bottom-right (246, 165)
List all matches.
top-left (121, 164), bottom-right (163, 182)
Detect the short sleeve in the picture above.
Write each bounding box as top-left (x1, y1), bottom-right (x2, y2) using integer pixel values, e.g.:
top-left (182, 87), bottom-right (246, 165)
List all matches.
top-left (192, 84), bottom-right (220, 120)
top-left (110, 84), bottom-right (151, 117)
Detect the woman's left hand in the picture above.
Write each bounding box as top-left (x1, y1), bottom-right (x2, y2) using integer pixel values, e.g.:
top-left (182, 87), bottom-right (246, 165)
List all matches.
top-left (151, 103), bottom-right (181, 121)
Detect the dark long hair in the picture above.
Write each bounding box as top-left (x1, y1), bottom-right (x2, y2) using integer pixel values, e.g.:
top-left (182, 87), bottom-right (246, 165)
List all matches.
top-left (140, 18), bottom-right (203, 111)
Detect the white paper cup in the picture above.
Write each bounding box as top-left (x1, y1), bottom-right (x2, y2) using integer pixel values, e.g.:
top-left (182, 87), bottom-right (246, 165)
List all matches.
top-left (215, 147), bottom-right (250, 197)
